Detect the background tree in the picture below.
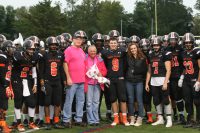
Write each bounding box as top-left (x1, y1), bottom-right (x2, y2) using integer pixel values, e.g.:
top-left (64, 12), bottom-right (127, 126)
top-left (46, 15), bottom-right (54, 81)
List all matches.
top-left (14, 0), bottom-right (66, 40)
top-left (96, 1), bottom-right (124, 35)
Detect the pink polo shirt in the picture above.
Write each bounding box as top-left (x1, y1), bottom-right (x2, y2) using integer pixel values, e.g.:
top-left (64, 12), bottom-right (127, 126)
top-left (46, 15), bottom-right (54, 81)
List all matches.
top-left (64, 46), bottom-right (85, 83)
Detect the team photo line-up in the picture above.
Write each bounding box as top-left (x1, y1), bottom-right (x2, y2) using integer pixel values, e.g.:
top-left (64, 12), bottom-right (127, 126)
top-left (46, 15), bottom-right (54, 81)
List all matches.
top-left (0, 30), bottom-right (199, 133)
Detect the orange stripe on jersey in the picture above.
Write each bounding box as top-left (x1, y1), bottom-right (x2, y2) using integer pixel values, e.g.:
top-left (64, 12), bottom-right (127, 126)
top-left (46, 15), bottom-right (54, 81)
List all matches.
top-left (0, 63), bottom-right (5, 67)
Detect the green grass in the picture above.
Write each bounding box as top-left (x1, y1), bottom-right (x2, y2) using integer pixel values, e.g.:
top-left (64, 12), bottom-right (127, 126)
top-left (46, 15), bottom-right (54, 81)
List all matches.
top-left (6, 99), bottom-right (200, 133)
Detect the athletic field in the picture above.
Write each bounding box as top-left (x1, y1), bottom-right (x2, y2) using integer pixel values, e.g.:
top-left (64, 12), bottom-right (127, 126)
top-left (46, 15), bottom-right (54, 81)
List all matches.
top-left (6, 100), bottom-right (200, 133)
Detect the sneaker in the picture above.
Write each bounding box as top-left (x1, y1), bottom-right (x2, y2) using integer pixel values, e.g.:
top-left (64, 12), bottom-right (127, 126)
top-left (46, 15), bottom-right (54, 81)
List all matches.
top-left (37, 120), bottom-right (44, 127)
top-left (147, 113), bottom-right (153, 124)
top-left (17, 124), bottom-right (25, 132)
top-left (192, 122), bottom-right (200, 129)
top-left (129, 116), bottom-right (136, 126)
top-left (62, 122), bottom-right (72, 128)
top-left (35, 119), bottom-right (40, 125)
top-left (179, 115), bottom-right (186, 125)
top-left (166, 116), bottom-right (172, 128)
top-left (54, 123), bottom-right (65, 129)
top-left (174, 114), bottom-right (186, 125)
top-left (29, 122), bottom-right (39, 130)
top-left (23, 119), bottom-right (28, 127)
top-left (74, 122), bottom-right (87, 127)
top-left (134, 117), bottom-right (142, 127)
top-left (111, 114), bottom-right (119, 126)
top-left (152, 115), bottom-right (165, 126)
top-left (121, 114), bottom-right (130, 126)
top-left (9, 122), bottom-right (17, 129)
top-left (45, 123), bottom-right (52, 130)
top-left (106, 113), bottom-right (112, 122)
top-left (183, 121), bottom-right (195, 128)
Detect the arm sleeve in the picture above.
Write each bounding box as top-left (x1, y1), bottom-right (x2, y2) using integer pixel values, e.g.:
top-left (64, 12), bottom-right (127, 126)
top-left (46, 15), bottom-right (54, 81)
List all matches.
top-left (38, 54), bottom-right (45, 80)
top-left (0, 55), bottom-right (9, 88)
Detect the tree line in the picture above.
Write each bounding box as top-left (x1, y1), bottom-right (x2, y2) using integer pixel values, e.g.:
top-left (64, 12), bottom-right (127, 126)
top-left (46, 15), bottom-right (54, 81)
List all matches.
top-left (0, 0), bottom-right (199, 41)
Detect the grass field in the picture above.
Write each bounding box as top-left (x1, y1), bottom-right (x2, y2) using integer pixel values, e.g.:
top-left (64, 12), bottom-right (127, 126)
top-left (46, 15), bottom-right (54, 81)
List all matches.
top-left (5, 99), bottom-right (200, 133)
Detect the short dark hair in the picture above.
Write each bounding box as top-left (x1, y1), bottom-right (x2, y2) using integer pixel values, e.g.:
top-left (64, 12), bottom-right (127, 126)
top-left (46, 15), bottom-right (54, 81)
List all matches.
top-left (109, 37), bottom-right (118, 43)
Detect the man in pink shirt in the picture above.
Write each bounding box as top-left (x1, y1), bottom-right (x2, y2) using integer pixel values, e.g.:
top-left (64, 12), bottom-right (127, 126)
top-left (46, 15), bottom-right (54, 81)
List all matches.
top-left (62, 30), bottom-right (87, 127)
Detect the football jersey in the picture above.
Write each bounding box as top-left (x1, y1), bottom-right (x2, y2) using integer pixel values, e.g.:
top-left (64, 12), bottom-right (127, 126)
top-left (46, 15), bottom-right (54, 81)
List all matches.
top-left (101, 47), bottom-right (126, 79)
top-left (149, 50), bottom-right (172, 77)
top-left (168, 45), bottom-right (184, 78)
top-left (39, 51), bottom-right (65, 81)
top-left (11, 51), bottom-right (39, 80)
top-left (0, 52), bottom-right (11, 88)
top-left (181, 47), bottom-right (200, 80)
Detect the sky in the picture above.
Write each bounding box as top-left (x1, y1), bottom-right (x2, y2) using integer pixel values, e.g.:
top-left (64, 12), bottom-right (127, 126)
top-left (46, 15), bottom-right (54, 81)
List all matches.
top-left (0, 0), bottom-right (198, 14)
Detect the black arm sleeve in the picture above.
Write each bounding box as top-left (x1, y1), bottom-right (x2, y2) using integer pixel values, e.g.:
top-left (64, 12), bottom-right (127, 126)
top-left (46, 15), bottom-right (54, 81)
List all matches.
top-left (38, 54), bottom-right (45, 80)
top-left (0, 55), bottom-right (9, 88)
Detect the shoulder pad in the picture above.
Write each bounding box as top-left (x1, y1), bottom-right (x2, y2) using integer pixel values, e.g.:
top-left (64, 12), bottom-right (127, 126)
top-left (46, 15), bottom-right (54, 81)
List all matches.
top-left (0, 53), bottom-right (7, 59)
top-left (165, 51), bottom-right (172, 55)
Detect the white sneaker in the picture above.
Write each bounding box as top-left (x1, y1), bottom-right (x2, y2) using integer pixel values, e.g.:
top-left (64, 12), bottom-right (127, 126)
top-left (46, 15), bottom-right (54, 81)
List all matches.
top-left (129, 116), bottom-right (136, 126)
top-left (134, 117), bottom-right (142, 127)
top-left (124, 122), bottom-right (130, 126)
top-left (152, 115), bottom-right (165, 126)
top-left (111, 122), bottom-right (118, 126)
top-left (166, 116), bottom-right (172, 127)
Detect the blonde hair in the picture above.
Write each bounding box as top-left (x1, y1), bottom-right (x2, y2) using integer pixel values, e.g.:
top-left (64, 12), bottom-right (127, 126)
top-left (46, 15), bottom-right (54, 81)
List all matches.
top-left (87, 45), bottom-right (97, 52)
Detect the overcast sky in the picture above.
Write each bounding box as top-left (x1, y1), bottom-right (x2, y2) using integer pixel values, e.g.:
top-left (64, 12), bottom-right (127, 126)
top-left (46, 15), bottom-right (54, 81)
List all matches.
top-left (0, 0), bottom-right (198, 14)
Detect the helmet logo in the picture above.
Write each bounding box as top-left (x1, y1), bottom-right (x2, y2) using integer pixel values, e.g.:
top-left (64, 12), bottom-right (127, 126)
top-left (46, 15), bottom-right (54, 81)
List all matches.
top-left (97, 33), bottom-right (101, 40)
top-left (52, 37), bottom-right (57, 43)
top-left (142, 39), bottom-right (146, 45)
top-left (171, 32), bottom-right (175, 38)
top-left (80, 31), bottom-right (84, 37)
top-left (186, 33), bottom-right (190, 42)
top-left (114, 30), bottom-right (117, 36)
top-left (155, 38), bottom-right (158, 44)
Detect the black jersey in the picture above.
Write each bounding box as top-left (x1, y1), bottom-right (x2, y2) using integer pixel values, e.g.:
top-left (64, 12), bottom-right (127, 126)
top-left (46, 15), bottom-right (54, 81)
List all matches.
top-left (149, 50), bottom-right (172, 77)
top-left (101, 48), bottom-right (126, 79)
top-left (11, 51), bottom-right (39, 80)
top-left (125, 55), bottom-right (147, 83)
top-left (39, 51), bottom-right (65, 81)
top-left (168, 45), bottom-right (184, 78)
top-left (0, 52), bottom-right (11, 88)
top-left (181, 47), bottom-right (200, 80)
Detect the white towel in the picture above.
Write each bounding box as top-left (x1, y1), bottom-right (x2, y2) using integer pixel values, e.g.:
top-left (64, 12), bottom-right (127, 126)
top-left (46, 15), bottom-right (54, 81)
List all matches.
top-left (86, 64), bottom-right (110, 84)
top-left (22, 79), bottom-right (30, 97)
